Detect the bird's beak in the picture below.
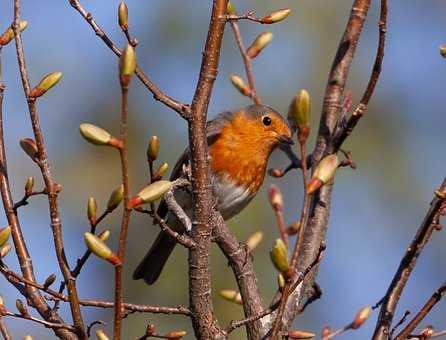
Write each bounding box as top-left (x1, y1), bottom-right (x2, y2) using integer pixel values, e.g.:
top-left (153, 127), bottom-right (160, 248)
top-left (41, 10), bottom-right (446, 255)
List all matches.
top-left (277, 135), bottom-right (294, 146)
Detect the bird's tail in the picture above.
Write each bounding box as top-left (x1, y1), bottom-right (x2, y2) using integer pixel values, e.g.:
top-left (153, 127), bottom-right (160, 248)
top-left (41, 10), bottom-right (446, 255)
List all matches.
top-left (133, 231), bottom-right (176, 285)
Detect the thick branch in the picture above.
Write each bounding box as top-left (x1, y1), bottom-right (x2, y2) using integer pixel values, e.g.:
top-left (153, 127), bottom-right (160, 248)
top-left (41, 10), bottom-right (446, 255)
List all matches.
top-left (187, 1), bottom-right (228, 338)
top-left (283, 0), bottom-right (373, 331)
top-left (213, 213), bottom-right (265, 339)
top-left (372, 179), bottom-right (446, 340)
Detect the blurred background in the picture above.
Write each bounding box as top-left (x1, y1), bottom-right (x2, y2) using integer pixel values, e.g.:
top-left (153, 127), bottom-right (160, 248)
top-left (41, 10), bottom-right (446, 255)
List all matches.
top-left (0, 0), bottom-right (445, 338)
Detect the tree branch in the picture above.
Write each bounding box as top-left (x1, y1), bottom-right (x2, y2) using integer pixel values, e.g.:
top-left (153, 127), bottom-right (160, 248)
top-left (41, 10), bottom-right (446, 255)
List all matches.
top-left (68, 0), bottom-right (190, 119)
top-left (372, 179), bottom-right (446, 340)
top-left (12, 1), bottom-right (86, 337)
top-left (187, 0), bottom-right (228, 338)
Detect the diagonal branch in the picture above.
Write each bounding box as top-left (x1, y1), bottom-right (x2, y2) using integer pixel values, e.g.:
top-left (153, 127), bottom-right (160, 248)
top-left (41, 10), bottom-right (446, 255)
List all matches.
top-left (68, 0), bottom-right (190, 119)
top-left (372, 179), bottom-right (446, 340)
top-left (12, 1), bottom-right (86, 337)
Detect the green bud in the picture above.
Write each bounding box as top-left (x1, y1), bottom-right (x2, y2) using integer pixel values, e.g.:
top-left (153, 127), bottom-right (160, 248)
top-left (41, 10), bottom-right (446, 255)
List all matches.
top-left (79, 123), bottom-right (112, 146)
top-left (246, 231), bottom-right (263, 251)
top-left (84, 232), bottom-right (121, 266)
top-left (287, 330), bottom-right (315, 339)
top-left (98, 229), bottom-right (111, 242)
top-left (268, 184), bottom-right (284, 211)
top-left (261, 8), bottom-right (291, 24)
top-left (219, 289), bottom-right (242, 305)
top-left (96, 329), bottom-right (110, 340)
top-left (246, 32), bottom-right (273, 59)
top-left (288, 89), bottom-right (311, 142)
top-left (147, 136), bottom-right (160, 161)
top-left (351, 306), bottom-right (372, 329)
top-left (43, 274), bottom-right (56, 289)
top-left (153, 162), bottom-right (169, 179)
top-left (23, 336), bottom-right (33, 340)
top-left (16, 298), bottom-right (29, 317)
top-left (0, 20), bottom-right (28, 46)
top-left (0, 226), bottom-right (11, 248)
top-left (226, 2), bottom-right (237, 15)
top-left (25, 176), bottom-right (34, 195)
top-left (118, 2), bottom-right (129, 30)
top-left (165, 331), bottom-right (187, 339)
top-left (128, 180), bottom-right (172, 208)
top-left (440, 45), bottom-right (446, 58)
top-left (0, 244), bottom-right (11, 258)
top-left (307, 154), bottom-right (339, 194)
top-left (119, 44), bottom-right (136, 86)
top-left (29, 72), bottom-right (63, 98)
top-left (19, 138), bottom-right (38, 160)
top-left (277, 273), bottom-right (285, 290)
top-left (87, 197), bottom-right (97, 225)
top-left (229, 74), bottom-right (251, 97)
top-left (270, 238), bottom-right (289, 273)
top-left (107, 184), bottom-right (124, 211)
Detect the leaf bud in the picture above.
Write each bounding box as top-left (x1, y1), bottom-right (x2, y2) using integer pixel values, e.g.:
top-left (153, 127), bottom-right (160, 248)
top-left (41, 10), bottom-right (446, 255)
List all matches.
top-left (79, 123), bottom-right (113, 146)
top-left (25, 177), bottom-right (34, 195)
top-left (226, 2), bottom-right (237, 15)
top-left (261, 9), bottom-right (291, 24)
top-left (245, 231), bottom-right (263, 251)
top-left (107, 184), bottom-right (124, 211)
top-left (96, 329), bottom-right (110, 340)
top-left (16, 298), bottom-right (29, 317)
top-left (119, 44), bottom-right (136, 87)
top-left (87, 197), bottom-right (97, 225)
top-left (219, 289), bottom-right (242, 305)
top-left (229, 74), bottom-right (251, 97)
top-left (0, 226), bottom-right (11, 248)
top-left (246, 32), bottom-right (273, 59)
top-left (165, 331), bottom-right (187, 340)
top-left (128, 180), bottom-right (172, 209)
top-left (43, 274), bottom-right (57, 289)
top-left (268, 184), bottom-right (284, 211)
top-left (153, 162), bottom-right (169, 180)
top-left (0, 20), bottom-right (28, 46)
top-left (84, 232), bottom-right (121, 266)
top-left (287, 329), bottom-right (316, 339)
top-left (147, 136), bottom-right (160, 162)
top-left (307, 154), bottom-right (339, 194)
top-left (98, 229), bottom-right (111, 242)
top-left (0, 244), bottom-right (11, 258)
top-left (118, 2), bottom-right (129, 30)
top-left (270, 238), bottom-right (290, 274)
top-left (29, 72), bottom-right (62, 98)
top-left (288, 89), bottom-right (311, 143)
top-left (350, 305), bottom-right (372, 329)
top-left (20, 138), bottom-right (38, 161)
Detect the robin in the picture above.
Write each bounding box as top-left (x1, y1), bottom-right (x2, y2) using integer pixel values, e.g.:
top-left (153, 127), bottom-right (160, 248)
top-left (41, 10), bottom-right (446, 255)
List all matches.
top-left (133, 104), bottom-right (293, 285)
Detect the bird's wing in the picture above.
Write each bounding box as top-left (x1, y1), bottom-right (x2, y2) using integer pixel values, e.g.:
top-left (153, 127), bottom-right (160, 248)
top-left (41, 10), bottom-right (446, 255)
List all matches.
top-left (157, 110), bottom-right (235, 218)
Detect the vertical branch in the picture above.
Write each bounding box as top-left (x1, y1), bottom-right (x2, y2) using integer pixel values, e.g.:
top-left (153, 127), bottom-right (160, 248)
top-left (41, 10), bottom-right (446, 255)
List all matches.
top-left (372, 179), bottom-right (446, 340)
top-left (0, 48), bottom-right (76, 340)
top-left (187, 0), bottom-right (228, 338)
top-left (280, 0), bottom-right (372, 331)
top-left (12, 1), bottom-right (86, 337)
top-left (113, 51), bottom-right (133, 339)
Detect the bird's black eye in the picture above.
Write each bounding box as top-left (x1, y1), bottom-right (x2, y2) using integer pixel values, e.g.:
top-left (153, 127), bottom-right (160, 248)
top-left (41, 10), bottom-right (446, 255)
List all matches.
top-left (262, 115), bottom-right (272, 126)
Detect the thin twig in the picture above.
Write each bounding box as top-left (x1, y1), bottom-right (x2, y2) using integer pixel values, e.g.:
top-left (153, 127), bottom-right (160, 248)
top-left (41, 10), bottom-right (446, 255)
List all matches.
top-left (0, 318), bottom-right (11, 340)
top-left (3, 311), bottom-right (76, 332)
top-left (372, 180), bottom-right (446, 340)
top-left (394, 282), bottom-right (446, 340)
top-left (68, 0), bottom-right (190, 119)
top-left (113, 71), bottom-right (133, 340)
top-left (229, 21), bottom-right (261, 104)
top-left (12, 189), bottom-right (45, 213)
top-left (13, 1), bottom-right (86, 336)
top-left (390, 310), bottom-right (411, 338)
top-left (225, 307), bottom-right (276, 334)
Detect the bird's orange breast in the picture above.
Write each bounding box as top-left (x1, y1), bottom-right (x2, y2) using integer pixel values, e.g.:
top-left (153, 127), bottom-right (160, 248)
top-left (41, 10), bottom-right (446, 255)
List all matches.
top-left (209, 113), bottom-right (271, 194)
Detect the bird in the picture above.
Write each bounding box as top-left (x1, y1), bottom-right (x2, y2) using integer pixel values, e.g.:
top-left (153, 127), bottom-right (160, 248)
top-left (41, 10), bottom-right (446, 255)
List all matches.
top-left (133, 104), bottom-right (293, 285)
